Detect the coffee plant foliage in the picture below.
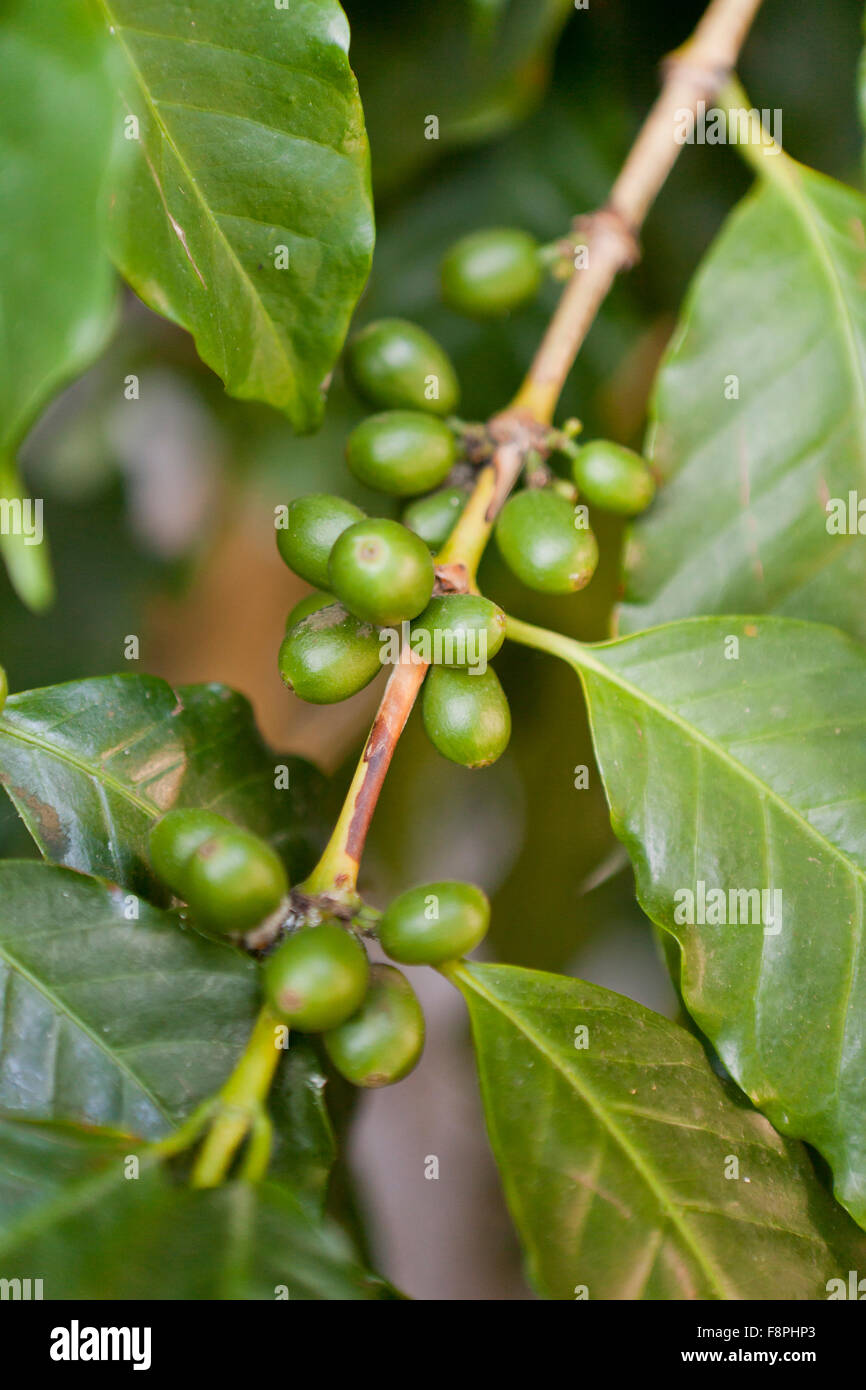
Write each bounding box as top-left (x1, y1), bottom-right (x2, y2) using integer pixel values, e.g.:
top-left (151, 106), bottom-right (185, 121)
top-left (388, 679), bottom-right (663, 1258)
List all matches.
top-left (1, 0), bottom-right (866, 1302)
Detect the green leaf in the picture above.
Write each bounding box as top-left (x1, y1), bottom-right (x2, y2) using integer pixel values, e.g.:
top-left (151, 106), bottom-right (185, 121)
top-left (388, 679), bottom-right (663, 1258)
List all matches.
top-left (0, 860), bottom-right (258, 1137)
top-left (99, 0), bottom-right (374, 431)
top-left (0, 1116), bottom-right (396, 1299)
top-left (268, 1038), bottom-right (336, 1210)
top-left (0, 675), bottom-right (328, 900)
top-left (453, 960), bottom-right (866, 1300)
top-left (515, 614), bottom-right (866, 1228)
top-left (0, 1115), bottom-right (133, 1235)
top-left (619, 158), bottom-right (866, 642)
top-left (0, 0), bottom-right (118, 608)
top-left (0, 857), bottom-right (337, 1190)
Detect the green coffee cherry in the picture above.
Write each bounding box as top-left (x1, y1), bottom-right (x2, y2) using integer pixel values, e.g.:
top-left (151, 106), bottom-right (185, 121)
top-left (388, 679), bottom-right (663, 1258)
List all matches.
top-left (411, 595), bottom-right (505, 667)
top-left (323, 964), bottom-right (424, 1087)
top-left (346, 319), bottom-right (459, 417)
top-left (329, 518), bottom-right (435, 626)
top-left (441, 228), bottom-right (542, 319)
top-left (379, 881), bottom-right (490, 965)
top-left (571, 439), bottom-right (656, 515)
top-left (421, 665), bottom-right (511, 768)
top-left (264, 922), bottom-right (369, 1033)
top-left (285, 590), bottom-right (335, 633)
top-left (0, 665), bottom-right (7, 714)
top-left (149, 808), bottom-right (235, 897)
top-left (279, 603), bottom-right (382, 704)
top-left (346, 411), bottom-right (457, 497)
top-left (183, 828), bottom-right (289, 934)
top-left (276, 494), bottom-right (365, 589)
top-left (495, 488), bottom-right (598, 594)
top-left (403, 486), bottom-right (470, 551)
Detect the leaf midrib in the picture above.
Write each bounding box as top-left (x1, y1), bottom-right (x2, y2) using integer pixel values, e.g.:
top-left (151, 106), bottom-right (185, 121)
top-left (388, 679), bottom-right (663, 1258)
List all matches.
top-left (0, 716), bottom-right (161, 818)
top-left (0, 935), bottom-right (170, 1130)
top-left (97, 2), bottom-right (295, 382)
top-left (571, 636), bottom-right (866, 898)
top-left (572, 629), bottom-right (866, 1110)
top-left (455, 962), bottom-right (734, 1300)
top-left (0, 1146), bottom-right (154, 1257)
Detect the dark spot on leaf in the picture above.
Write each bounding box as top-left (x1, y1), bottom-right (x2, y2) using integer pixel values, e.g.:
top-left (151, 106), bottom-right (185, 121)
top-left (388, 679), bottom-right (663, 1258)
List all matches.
top-left (3, 779), bottom-right (67, 853)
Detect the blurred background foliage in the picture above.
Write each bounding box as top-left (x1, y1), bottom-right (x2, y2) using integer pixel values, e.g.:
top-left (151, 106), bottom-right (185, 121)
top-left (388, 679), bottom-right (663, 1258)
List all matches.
top-left (1, 0), bottom-right (863, 1296)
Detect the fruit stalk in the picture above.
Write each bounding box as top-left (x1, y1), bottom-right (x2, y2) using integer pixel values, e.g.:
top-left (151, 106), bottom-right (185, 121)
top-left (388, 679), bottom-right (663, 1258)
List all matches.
top-left (292, 0), bottom-right (767, 895)
top-left (190, 1004), bottom-right (285, 1188)
top-left (301, 644), bottom-right (428, 898)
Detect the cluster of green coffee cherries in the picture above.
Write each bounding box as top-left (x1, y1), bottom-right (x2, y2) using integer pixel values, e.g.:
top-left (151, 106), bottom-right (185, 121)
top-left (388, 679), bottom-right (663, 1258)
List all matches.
top-left (149, 807), bottom-right (489, 1087)
top-left (276, 231), bottom-right (655, 770)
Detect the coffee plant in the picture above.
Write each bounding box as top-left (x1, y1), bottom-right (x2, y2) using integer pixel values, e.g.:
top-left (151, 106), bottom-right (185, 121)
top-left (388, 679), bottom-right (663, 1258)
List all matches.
top-left (2, 0), bottom-right (866, 1310)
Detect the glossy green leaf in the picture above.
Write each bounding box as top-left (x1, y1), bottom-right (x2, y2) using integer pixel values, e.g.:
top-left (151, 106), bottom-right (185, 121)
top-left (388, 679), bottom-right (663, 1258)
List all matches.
top-left (516, 614), bottom-right (866, 1227)
top-left (269, 1038), bottom-right (336, 1210)
top-left (99, 0), bottom-right (374, 431)
top-left (619, 158), bottom-right (866, 642)
top-left (0, 1116), bottom-right (396, 1299)
top-left (0, 0), bottom-right (118, 608)
top-left (0, 675), bottom-right (328, 900)
top-left (453, 960), bottom-right (866, 1300)
top-left (0, 860), bottom-right (258, 1136)
top-left (0, 861), bottom-right (338, 1204)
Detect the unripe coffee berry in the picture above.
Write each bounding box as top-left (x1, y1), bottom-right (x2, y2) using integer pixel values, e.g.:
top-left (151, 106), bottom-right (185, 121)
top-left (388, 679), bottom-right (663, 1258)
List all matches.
top-left (346, 319), bottom-right (459, 416)
top-left (279, 603), bottom-right (382, 704)
top-left (346, 411), bottom-right (457, 497)
top-left (571, 439), bottom-right (656, 515)
top-left (495, 488), bottom-right (598, 593)
top-left (285, 590), bottom-right (335, 633)
top-left (379, 881), bottom-right (490, 965)
top-left (329, 518), bottom-right (434, 626)
top-left (403, 485), bottom-right (470, 550)
top-left (276, 494), bottom-right (364, 589)
top-left (184, 828), bottom-right (289, 934)
top-left (149, 808), bottom-right (233, 897)
top-left (265, 922), bottom-right (369, 1033)
top-left (421, 665), bottom-right (511, 768)
top-left (323, 964), bottom-right (425, 1087)
top-left (441, 228), bottom-right (542, 319)
top-left (411, 595), bottom-right (505, 666)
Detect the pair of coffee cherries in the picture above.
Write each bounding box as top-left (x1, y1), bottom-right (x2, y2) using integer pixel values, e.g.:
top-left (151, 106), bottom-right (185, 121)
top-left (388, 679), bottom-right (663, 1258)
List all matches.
top-left (338, 228), bottom-right (544, 492)
top-left (263, 878), bottom-right (489, 1088)
top-left (149, 808), bottom-right (488, 1088)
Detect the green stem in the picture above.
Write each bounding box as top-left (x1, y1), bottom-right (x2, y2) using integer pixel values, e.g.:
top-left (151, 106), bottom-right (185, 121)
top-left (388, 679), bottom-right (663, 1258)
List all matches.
top-left (504, 613), bottom-right (584, 667)
top-left (150, 1097), bottom-right (217, 1159)
top-left (238, 1108), bottom-right (274, 1184)
top-left (719, 76), bottom-right (785, 179)
top-left (190, 1005), bottom-right (285, 1188)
